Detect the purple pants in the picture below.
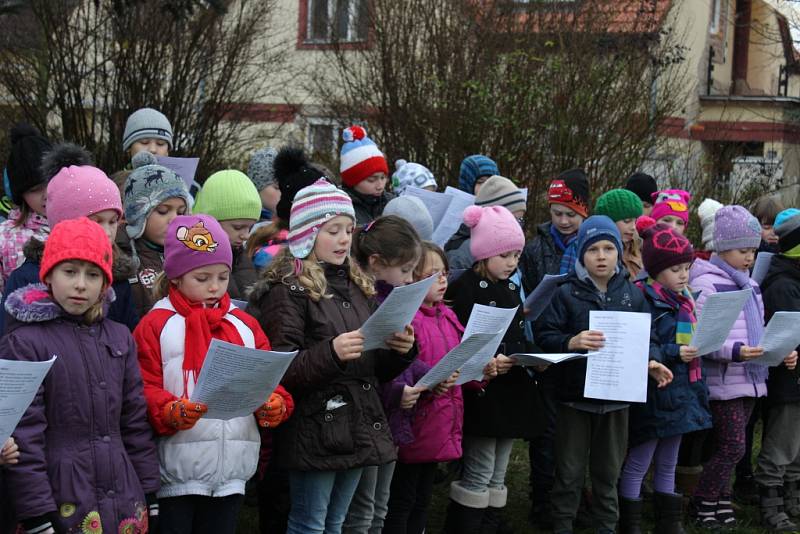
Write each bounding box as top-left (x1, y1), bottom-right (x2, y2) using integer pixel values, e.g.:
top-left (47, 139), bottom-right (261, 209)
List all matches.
top-left (694, 398), bottom-right (756, 500)
top-left (619, 435), bottom-right (682, 499)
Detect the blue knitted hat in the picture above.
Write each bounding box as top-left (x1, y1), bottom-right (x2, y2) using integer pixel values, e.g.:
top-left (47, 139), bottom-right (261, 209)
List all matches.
top-left (577, 215), bottom-right (622, 264)
top-left (458, 155), bottom-right (498, 194)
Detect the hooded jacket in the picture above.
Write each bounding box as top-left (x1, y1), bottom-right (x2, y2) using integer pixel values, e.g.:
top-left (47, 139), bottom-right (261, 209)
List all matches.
top-left (247, 262), bottom-right (416, 471)
top-left (689, 258), bottom-right (767, 401)
top-left (534, 267), bottom-right (659, 407)
top-left (628, 282), bottom-right (713, 446)
top-left (0, 237), bottom-right (139, 333)
top-left (1, 284), bottom-right (159, 533)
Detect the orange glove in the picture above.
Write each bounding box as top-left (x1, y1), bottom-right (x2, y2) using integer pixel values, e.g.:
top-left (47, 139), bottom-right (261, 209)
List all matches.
top-left (255, 392), bottom-right (287, 428)
top-left (162, 399), bottom-right (208, 431)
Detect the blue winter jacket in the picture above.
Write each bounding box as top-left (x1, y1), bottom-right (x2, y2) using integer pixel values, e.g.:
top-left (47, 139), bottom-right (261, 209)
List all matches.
top-left (628, 282), bottom-right (712, 446)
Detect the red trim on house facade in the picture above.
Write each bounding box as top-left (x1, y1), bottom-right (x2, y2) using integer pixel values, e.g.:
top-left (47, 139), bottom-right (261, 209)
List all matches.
top-left (659, 116), bottom-right (800, 144)
top-left (222, 103), bottom-right (299, 123)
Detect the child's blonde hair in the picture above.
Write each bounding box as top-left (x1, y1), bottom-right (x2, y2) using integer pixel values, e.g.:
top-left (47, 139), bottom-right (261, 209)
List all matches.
top-left (264, 247), bottom-right (375, 302)
top-left (152, 271), bottom-right (171, 300)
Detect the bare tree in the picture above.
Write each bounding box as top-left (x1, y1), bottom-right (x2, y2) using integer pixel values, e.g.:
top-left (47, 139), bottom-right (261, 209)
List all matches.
top-left (0, 0), bottom-right (287, 177)
top-left (308, 0), bottom-right (690, 227)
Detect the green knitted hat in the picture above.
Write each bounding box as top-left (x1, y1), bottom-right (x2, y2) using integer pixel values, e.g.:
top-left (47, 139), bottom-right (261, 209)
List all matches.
top-left (594, 188), bottom-right (643, 222)
top-left (193, 169), bottom-right (262, 221)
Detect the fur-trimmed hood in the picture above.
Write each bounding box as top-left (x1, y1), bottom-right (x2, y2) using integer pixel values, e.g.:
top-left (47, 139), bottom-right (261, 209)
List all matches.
top-left (246, 275), bottom-right (279, 323)
top-left (22, 236), bottom-right (135, 281)
top-left (5, 283), bottom-right (116, 325)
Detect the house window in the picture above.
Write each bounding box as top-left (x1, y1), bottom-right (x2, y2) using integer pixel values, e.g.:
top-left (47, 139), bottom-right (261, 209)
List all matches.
top-left (306, 0), bottom-right (368, 43)
top-left (306, 119), bottom-right (340, 160)
top-left (710, 0), bottom-right (721, 33)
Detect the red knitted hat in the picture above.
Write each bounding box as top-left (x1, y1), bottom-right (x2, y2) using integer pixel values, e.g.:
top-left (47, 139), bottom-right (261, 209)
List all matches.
top-left (40, 217), bottom-right (113, 284)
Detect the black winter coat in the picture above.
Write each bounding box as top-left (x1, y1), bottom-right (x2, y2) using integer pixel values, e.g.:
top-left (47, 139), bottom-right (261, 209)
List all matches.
top-left (759, 254), bottom-right (800, 405)
top-left (247, 262), bottom-right (415, 471)
top-left (534, 269), bottom-right (659, 406)
top-left (520, 222), bottom-right (564, 294)
top-left (447, 269), bottom-right (543, 439)
top-left (344, 186), bottom-right (395, 226)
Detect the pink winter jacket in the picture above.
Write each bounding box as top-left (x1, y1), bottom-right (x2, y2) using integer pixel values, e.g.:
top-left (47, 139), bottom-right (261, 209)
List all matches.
top-left (396, 301), bottom-right (465, 464)
top-left (690, 258), bottom-right (767, 401)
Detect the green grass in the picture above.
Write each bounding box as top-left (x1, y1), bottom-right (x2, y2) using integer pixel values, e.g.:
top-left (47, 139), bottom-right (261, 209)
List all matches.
top-left (237, 433), bottom-right (772, 533)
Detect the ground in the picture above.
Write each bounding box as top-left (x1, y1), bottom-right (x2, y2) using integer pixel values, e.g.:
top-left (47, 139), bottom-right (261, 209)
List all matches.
top-left (236, 432), bottom-right (770, 533)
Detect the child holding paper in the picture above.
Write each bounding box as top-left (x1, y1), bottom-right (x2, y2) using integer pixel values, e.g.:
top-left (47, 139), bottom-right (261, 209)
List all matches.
top-left (443, 204), bottom-right (539, 533)
top-left (119, 151), bottom-right (193, 318)
top-left (753, 210), bottom-right (800, 531)
top-left (534, 215), bottom-right (671, 534)
top-left (135, 214), bottom-right (293, 533)
top-left (1, 218), bottom-right (160, 534)
top-left (247, 179), bottom-right (416, 534)
top-left (345, 214), bottom-right (423, 533)
top-left (619, 219), bottom-right (713, 533)
top-left (688, 205), bottom-right (794, 529)
top-left (383, 242), bottom-right (469, 533)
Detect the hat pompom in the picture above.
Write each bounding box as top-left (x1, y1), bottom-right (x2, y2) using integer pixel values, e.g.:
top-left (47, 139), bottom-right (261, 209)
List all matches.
top-left (132, 150), bottom-right (158, 169)
top-left (343, 125), bottom-right (366, 142)
top-left (698, 198), bottom-right (723, 220)
top-left (41, 143), bottom-right (93, 181)
top-left (10, 123), bottom-right (43, 144)
top-left (395, 159), bottom-right (407, 171)
top-left (463, 205), bottom-right (484, 228)
top-left (636, 216), bottom-right (657, 237)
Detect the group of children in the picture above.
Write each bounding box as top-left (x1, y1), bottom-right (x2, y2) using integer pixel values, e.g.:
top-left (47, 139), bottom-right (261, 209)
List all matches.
top-left (1, 109), bottom-right (800, 534)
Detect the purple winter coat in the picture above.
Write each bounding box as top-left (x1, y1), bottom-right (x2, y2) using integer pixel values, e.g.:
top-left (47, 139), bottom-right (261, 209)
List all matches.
top-left (395, 302), bottom-right (464, 464)
top-left (1, 284), bottom-right (160, 532)
top-left (690, 258), bottom-right (767, 401)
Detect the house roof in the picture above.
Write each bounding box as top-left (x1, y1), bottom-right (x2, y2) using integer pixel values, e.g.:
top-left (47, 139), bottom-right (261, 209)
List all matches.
top-left (505, 0), bottom-right (673, 35)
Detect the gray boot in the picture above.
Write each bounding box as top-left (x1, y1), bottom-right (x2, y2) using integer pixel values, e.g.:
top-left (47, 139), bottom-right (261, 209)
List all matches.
top-left (759, 485), bottom-right (797, 532)
top-left (784, 480), bottom-right (800, 519)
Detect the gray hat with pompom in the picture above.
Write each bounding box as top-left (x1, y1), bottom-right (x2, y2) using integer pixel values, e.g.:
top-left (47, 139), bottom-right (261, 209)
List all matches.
top-left (247, 147), bottom-right (278, 192)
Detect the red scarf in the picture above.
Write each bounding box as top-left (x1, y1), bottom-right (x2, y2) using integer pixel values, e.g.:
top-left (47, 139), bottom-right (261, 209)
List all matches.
top-left (168, 285), bottom-right (240, 397)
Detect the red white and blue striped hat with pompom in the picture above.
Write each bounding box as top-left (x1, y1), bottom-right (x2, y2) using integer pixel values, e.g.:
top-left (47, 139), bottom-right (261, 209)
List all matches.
top-left (339, 125), bottom-right (389, 188)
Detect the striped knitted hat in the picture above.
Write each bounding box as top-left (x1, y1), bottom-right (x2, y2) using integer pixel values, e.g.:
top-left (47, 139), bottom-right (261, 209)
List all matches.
top-left (288, 179), bottom-right (356, 259)
top-left (475, 175), bottom-right (526, 214)
top-left (339, 125), bottom-right (389, 188)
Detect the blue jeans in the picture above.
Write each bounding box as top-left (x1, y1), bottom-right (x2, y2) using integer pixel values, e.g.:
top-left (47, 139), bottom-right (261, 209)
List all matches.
top-left (287, 468), bottom-right (364, 534)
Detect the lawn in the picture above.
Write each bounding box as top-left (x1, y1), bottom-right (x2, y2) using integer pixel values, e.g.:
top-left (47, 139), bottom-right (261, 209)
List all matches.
top-left (236, 432), bottom-right (773, 533)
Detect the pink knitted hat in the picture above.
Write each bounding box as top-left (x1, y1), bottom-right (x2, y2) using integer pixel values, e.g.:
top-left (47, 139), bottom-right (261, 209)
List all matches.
top-left (47, 165), bottom-right (123, 227)
top-left (465, 205), bottom-right (525, 261)
top-left (650, 189), bottom-right (691, 225)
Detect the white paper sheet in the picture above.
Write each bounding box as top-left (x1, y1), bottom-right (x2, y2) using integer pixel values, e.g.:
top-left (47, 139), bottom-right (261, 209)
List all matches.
top-left (511, 353), bottom-right (586, 366)
top-left (524, 273), bottom-right (568, 321)
top-left (231, 299), bottom-right (248, 310)
top-left (456, 304), bottom-right (519, 384)
top-left (190, 340), bottom-right (297, 420)
top-left (432, 187), bottom-right (475, 246)
top-left (751, 252), bottom-right (774, 285)
top-left (0, 356), bottom-right (57, 446)
top-left (755, 311), bottom-right (800, 366)
top-left (156, 156), bottom-right (200, 190)
top-left (403, 186), bottom-right (452, 228)
top-left (583, 311), bottom-right (651, 403)
top-left (414, 333), bottom-right (500, 389)
top-left (691, 289), bottom-right (752, 356)
top-left (361, 274), bottom-right (439, 351)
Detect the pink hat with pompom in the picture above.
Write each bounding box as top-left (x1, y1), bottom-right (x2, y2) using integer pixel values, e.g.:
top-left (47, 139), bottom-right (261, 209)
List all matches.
top-left (465, 205), bottom-right (525, 261)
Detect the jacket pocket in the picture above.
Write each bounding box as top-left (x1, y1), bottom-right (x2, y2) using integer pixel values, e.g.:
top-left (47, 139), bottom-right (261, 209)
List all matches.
top-left (319, 403), bottom-right (356, 455)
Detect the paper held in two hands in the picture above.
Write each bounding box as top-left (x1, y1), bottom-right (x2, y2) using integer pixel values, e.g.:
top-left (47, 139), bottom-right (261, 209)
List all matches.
top-left (690, 289), bottom-right (800, 366)
top-left (190, 339), bottom-right (297, 420)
